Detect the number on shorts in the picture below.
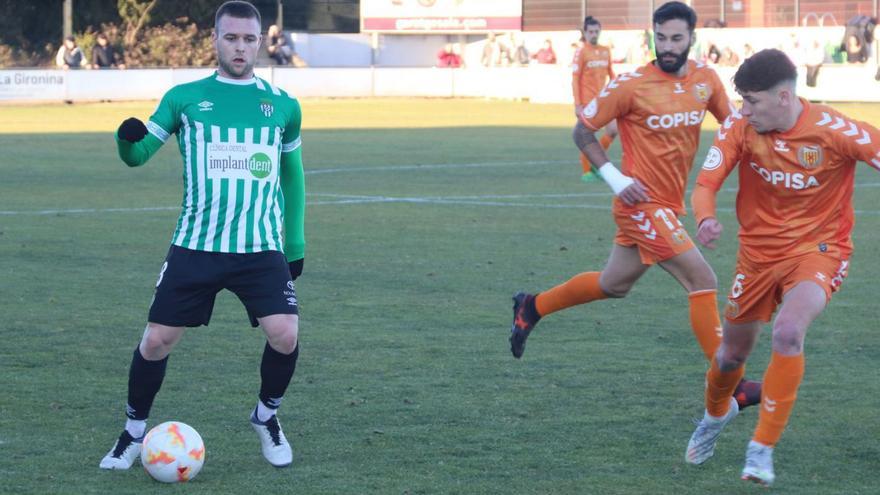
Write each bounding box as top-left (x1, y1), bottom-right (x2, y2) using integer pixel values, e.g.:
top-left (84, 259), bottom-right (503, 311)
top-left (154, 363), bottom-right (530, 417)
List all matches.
top-left (653, 207), bottom-right (683, 231)
top-left (156, 261), bottom-right (168, 288)
top-left (730, 273), bottom-right (746, 299)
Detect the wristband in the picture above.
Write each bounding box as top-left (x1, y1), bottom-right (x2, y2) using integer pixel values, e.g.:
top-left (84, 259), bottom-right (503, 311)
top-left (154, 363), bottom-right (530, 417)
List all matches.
top-left (597, 162), bottom-right (635, 195)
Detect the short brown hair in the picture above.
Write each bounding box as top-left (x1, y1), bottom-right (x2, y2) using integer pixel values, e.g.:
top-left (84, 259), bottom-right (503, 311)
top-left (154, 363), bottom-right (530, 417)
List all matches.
top-left (734, 49), bottom-right (797, 93)
top-left (215, 1), bottom-right (262, 30)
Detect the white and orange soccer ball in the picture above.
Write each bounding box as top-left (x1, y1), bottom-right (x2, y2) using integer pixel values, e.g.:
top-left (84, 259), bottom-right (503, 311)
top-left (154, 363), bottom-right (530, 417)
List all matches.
top-left (141, 421), bottom-right (205, 483)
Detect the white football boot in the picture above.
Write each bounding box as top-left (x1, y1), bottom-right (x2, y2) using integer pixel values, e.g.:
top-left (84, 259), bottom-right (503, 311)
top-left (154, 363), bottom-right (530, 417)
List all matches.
top-left (99, 430), bottom-right (142, 469)
top-left (251, 411), bottom-right (293, 467)
top-left (686, 396), bottom-right (739, 465)
top-left (741, 440), bottom-right (775, 486)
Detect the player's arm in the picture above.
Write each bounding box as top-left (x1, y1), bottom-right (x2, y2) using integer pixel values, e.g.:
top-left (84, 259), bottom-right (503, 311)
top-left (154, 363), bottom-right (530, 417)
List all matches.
top-left (573, 120), bottom-right (648, 205)
top-left (831, 116), bottom-right (880, 173)
top-left (575, 77), bottom-right (648, 205)
top-left (116, 90), bottom-right (179, 167)
top-left (706, 68), bottom-right (733, 123)
top-left (571, 48), bottom-right (585, 116)
top-left (691, 116), bottom-right (744, 248)
top-left (280, 98), bottom-right (305, 279)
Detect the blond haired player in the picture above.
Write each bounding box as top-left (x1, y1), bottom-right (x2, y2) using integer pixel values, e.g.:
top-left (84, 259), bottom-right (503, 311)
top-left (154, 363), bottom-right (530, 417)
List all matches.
top-left (684, 49), bottom-right (880, 486)
top-left (572, 16), bottom-right (617, 182)
top-left (510, 2), bottom-right (760, 409)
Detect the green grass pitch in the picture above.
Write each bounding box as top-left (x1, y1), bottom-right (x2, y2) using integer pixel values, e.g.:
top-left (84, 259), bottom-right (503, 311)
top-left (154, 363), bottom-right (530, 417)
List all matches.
top-left (1, 98), bottom-right (879, 494)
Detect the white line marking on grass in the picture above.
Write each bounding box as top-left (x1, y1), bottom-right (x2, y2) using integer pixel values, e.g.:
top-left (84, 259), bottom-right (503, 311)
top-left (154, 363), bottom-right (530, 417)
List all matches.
top-left (305, 160), bottom-right (568, 175)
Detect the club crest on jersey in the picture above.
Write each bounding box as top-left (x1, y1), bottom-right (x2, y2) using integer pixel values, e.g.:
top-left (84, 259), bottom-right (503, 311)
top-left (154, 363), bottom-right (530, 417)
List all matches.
top-left (259, 99), bottom-right (274, 118)
top-left (693, 83), bottom-right (710, 102)
top-left (797, 145), bottom-right (823, 169)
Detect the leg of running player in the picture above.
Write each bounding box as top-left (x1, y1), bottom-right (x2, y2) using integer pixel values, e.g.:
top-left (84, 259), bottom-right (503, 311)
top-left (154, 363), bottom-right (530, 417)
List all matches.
top-left (250, 313), bottom-right (300, 467)
top-left (658, 247), bottom-right (723, 360)
top-left (660, 248), bottom-right (762, 409)
top-left (686, 318), bottom-right (761, 465)
top-left (742, 281), bottom-right (825, 486)
top-left (510, 244), bottom-right (649, 357)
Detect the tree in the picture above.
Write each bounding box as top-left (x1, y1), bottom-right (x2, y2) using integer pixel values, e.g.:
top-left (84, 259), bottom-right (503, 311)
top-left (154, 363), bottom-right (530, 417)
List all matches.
top-left (118, 0), bottom-right (159, 47)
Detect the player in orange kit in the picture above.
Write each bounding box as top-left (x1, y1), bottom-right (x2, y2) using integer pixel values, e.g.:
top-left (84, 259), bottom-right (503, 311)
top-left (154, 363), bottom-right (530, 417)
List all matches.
top-left (684, 49), bottom-right (880, 486)
top-left (509, 1), bottom-right (760, 409)
top-left (572, 16), bottom-right (617, 183)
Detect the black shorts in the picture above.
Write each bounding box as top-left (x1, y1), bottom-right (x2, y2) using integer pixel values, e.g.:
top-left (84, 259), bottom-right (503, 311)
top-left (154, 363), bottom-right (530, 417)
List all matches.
top-left (148, 245), bottom-right (298, 328)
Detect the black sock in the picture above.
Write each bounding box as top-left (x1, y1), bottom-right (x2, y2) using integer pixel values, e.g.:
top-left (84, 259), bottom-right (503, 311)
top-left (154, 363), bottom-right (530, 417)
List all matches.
top-left (126, 347), bottom-right (168, 420)
top-left (259, 342), bottom-right (299, 408)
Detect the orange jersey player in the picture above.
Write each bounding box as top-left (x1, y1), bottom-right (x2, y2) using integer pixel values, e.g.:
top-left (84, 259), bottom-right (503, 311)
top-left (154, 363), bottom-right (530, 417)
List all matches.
top-left (685, 49), bottom-right (880, 487)
top-left (572, 16), bottom-right (617, 182)
top-left (509, 1), bottom-right (761, 416)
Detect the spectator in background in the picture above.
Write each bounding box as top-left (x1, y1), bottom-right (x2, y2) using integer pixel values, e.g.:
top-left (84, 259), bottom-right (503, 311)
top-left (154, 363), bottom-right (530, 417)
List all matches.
top-left (805, 39), bottom-right (825, 87)
top-left (719, 46), bottom-right (740, 67)
top-left (436, 43), bottom-right (462, 68)
top-left (91, 33), bottom-right (125, 69)
top-left (56, 35), bottom-right (86, 69)
top-left (532, 39), bottom-right (557, 64)
top-left (705, 43), bottom-right (721, 64)
top-left (513, 37), bottom-right (530, 66)
top-left (481, 33), bottom-right (501, 67)
top-left (266, 24), bottom-right (293, 65)
top-left (743, 43), bottom-right (756, 59)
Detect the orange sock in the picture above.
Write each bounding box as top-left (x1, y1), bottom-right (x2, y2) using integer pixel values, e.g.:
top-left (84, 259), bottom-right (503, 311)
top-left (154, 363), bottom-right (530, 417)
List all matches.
top-left (705, 357), bottom-right (745, 417)
top-left (688, 290), bottom-right (722, 361)
top-left (599, 133), bottom-right (614, 150)
top-left (535, 272), bottom-right (607, 317)
top-left (579, 153), bottom-right (593, 174)
top-left (753, 352), bottom-right (804, 447)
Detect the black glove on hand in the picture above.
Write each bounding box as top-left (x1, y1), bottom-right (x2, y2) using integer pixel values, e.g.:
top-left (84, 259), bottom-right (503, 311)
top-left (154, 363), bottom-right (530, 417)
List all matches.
top-left (289, 258), bottom-right (304, 281)
top-left (118, 117), bottom-right (148, 143)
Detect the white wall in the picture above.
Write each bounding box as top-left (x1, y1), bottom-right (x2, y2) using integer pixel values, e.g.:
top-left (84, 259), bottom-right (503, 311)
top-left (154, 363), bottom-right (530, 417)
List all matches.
top-left (3, 64), bottom-right (878, 104)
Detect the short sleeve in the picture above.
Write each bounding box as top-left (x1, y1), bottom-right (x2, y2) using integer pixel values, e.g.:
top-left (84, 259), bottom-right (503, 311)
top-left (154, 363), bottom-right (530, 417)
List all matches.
top-left (147, 89), bottom-right (181, 143)
top-left (696, 114), bottom-right (745, 191)
top-left (823, 113), bottom-right (880, 171)
top-left (579, 73), bottom-right (634, 131)
top-left (281, 97), bottom-right (302, 154)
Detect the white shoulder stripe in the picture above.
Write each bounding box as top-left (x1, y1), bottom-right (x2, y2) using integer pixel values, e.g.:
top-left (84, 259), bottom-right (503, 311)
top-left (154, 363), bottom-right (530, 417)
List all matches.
top-left (282, 136), bottom-right (302, 153)
top-left (257, 78), bottom-right (282, 96)
top-left (146, 120), bottom-right (170, 143)
top-left (255, 78), bottom-right (265, 91)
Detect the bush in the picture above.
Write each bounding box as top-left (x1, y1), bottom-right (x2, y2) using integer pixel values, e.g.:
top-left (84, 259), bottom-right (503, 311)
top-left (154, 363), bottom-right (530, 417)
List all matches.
top-left (123, 19), bottom-right (216, 68)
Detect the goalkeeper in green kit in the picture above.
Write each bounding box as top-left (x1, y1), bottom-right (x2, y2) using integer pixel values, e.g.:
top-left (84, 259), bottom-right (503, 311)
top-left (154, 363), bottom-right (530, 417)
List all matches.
top-left (100, 1), bottom-right (305, 470)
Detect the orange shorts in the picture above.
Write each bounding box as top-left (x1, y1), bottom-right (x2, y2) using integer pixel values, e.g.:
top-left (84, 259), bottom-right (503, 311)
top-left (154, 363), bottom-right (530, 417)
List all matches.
top-left (724, 252), bottom-right (849, 323)
top-left (613, 202), bottom-right (694, 265)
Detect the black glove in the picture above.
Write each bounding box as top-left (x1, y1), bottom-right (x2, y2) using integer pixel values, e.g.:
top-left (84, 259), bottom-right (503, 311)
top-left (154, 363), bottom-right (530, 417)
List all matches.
top-left (117, 117), bottom-right (148, 143)
top-left (289, 258), bottom-right (304, 281)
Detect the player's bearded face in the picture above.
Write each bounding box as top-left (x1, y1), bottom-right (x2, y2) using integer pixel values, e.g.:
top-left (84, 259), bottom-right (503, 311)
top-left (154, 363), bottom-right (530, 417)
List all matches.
top-left (653, 19), bottom-right (692, 74)
top-left (214, 15), bottom-right (262, 79)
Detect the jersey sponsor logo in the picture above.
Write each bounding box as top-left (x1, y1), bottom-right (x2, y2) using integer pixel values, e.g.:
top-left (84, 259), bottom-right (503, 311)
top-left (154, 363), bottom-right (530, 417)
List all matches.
top-left (586, 60), bottom-right (609, 68)
top-left (207, 141), bottom-right (277, 181)
top-left (646, 110), bottom-right (705, 130)
top-left (583, 98), bottom-right (598, 119)
top-left (797, 145), bottom-right (823, 169)
top-left (703, 146), bottom-right (723, 170)
top-left (198, 101), bottom-right (214, 112)
top-left (693, 83), bottom-right (710, 102)
top-left (260, 98), bottom-right (274, 117)
top-left (749, 161), bottom-right (820, 189)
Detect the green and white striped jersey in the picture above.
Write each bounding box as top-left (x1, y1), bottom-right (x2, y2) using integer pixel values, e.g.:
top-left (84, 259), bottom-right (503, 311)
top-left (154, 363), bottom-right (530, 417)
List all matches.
top-left (146, 72), bottom-right (302, 254)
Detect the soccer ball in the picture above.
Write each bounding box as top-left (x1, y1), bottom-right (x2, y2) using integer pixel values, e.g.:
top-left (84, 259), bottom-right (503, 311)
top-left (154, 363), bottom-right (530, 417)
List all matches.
top-left (141, 421), bottom-right (205, 483)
